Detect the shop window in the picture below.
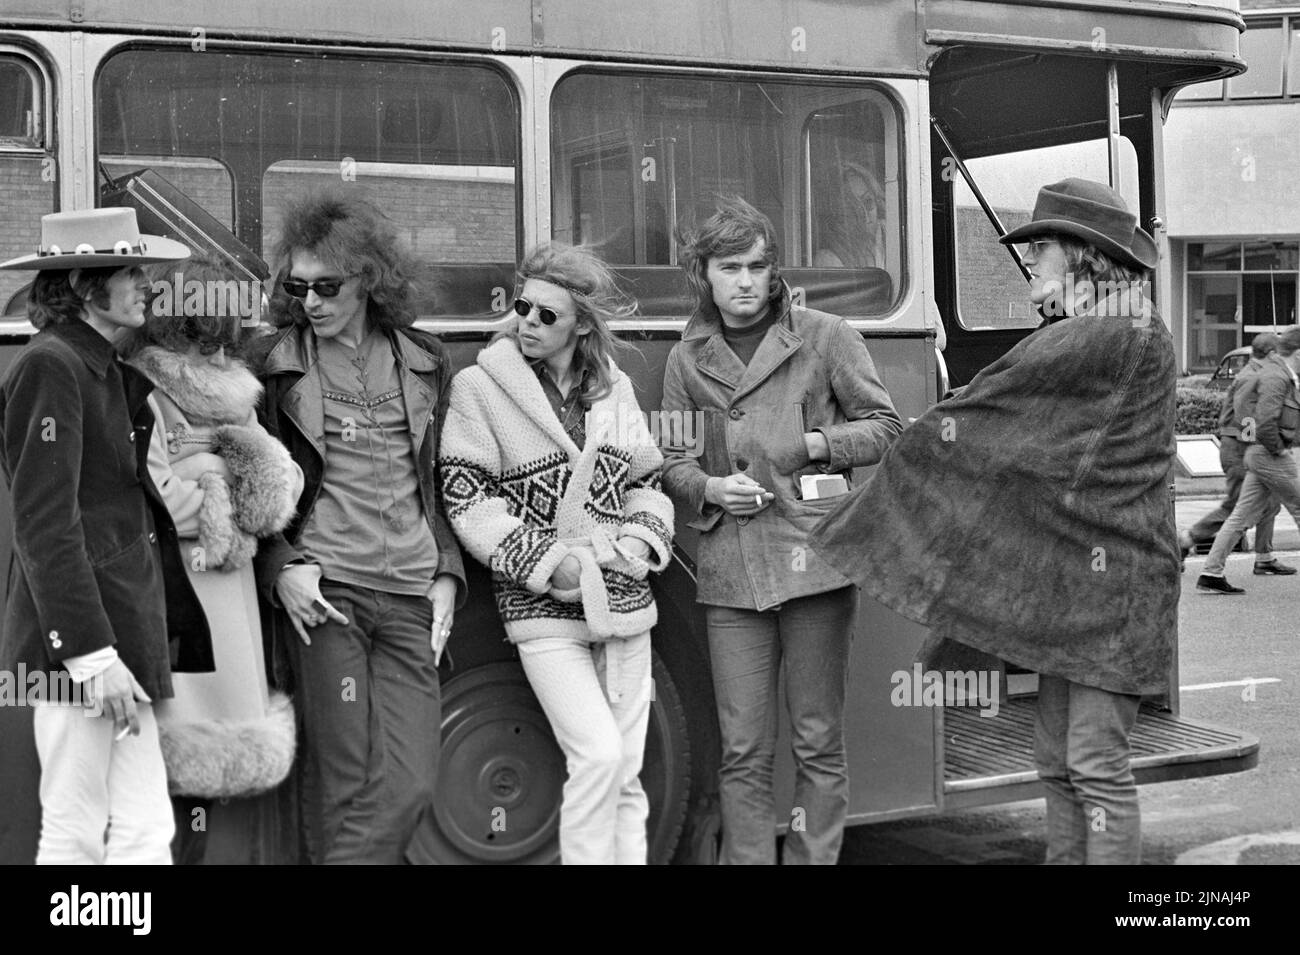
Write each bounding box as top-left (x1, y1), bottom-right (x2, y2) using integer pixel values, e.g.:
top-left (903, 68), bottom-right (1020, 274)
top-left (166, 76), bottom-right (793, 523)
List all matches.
top-left (1229, 20), bottom-right (1284, 99)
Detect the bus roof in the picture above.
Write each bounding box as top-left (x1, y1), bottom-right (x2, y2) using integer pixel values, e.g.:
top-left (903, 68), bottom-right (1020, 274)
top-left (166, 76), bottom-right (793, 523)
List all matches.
top-left (3, 0), bottom-right (1243, 80)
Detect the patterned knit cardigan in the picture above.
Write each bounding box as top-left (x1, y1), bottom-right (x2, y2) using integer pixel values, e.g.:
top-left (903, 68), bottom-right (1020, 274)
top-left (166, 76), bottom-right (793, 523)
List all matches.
top-left (439, 339), bottom-right (675, 643)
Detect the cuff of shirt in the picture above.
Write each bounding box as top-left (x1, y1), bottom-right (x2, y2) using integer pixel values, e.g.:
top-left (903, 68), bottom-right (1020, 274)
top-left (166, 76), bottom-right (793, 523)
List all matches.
top-left (63, 646), bottom-right (120, 684)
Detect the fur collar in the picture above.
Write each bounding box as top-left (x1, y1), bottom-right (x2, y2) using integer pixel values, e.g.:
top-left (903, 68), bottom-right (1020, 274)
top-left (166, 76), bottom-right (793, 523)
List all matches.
top-left (129, 346), bottom-right (264, 424)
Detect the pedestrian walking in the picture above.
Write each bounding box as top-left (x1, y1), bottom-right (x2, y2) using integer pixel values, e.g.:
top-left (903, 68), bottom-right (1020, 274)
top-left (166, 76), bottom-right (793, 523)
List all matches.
top-left (1197, 325), bottom-right (1300, 595)
top-left (1178, 332), bottom-right (1290, 575)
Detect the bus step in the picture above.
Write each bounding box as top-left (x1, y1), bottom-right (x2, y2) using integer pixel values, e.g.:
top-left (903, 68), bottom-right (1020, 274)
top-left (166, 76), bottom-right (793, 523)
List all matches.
top-left (941, 698), bottom-right (1260, 811)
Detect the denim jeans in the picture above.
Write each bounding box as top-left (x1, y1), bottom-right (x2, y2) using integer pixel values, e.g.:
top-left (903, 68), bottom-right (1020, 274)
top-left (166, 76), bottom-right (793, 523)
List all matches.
top-left (1205, 445), bottom-right (1300, 577)
top-left (705, 586), bottom-right (856, 865)
top-left (1034, 675), bottom-right (1142, 865)
top-left (518, 632), bottom-right (652, 865)
top-left (1188, 436), bottom-right (1278, 555)
top-left (288, 581), bottom-right (438, 864)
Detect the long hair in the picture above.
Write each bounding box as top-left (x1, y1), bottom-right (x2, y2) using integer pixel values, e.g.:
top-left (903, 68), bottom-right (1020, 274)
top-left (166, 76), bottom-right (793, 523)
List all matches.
top-left (270, 190), bottom-right (421, 331)
top-left (492, 242), bottom-right (635, 403)
top-left (1055, 235), bottom-right (1149, 316)
top-left (27, 266), bottom-right (120, 329)
top-left (118, 254), bottom-right (247, 359)
top-left (677, 196), bottom-right (782, 322)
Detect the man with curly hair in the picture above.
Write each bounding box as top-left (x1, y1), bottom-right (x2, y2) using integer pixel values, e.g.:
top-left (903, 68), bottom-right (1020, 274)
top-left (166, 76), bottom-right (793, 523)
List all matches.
top-left (247, 191), bottom-right (465, 864)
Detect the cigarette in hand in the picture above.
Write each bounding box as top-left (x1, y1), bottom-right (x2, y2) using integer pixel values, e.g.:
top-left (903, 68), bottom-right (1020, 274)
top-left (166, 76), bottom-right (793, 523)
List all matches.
top-left (754, 494), bottom-right (763, 509)
top-left (114, 726), bottom-right (130, 742)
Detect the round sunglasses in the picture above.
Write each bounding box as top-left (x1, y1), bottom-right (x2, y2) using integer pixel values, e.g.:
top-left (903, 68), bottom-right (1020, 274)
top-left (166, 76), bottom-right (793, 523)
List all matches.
top-left (512, 297), bottom-right (567, 326)
top-left (282, 275), bottom-right (357, 300)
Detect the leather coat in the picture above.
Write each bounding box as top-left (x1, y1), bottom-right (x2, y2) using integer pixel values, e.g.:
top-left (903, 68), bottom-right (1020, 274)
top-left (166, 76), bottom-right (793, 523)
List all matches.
top-left (661, 291), bottom-right (902, 609)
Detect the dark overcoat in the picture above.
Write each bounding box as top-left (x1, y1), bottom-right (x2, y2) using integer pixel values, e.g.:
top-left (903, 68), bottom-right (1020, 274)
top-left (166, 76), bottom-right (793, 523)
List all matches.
top-left (809, 305), bottom-right (1179, 696)
top-left (0, 320), bottom-right (213, 701)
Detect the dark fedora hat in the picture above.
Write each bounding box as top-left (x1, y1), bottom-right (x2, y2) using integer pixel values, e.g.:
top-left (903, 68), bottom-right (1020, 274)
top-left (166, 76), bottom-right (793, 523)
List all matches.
top-left (999, 178), bottom-right (1157, 271)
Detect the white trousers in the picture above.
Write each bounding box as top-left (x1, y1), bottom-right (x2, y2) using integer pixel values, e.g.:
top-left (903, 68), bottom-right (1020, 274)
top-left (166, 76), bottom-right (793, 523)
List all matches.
top-left (33, 702), bottom-right (174, 865)
top-left (518, 631), bottom-right (653, 865)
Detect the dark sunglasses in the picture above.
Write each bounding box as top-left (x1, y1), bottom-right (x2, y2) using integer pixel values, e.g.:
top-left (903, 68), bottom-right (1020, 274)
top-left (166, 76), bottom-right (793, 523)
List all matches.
top-left (282, 275), bottom-right (355, 300)
top-left (513, 297), bottom-right (563, 326)
top-left (195, 338), bottom-right (229, 356)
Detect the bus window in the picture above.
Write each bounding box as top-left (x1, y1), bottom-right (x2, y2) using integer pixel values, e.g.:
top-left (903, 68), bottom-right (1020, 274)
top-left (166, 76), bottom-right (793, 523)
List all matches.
top-left (551, 72), bottom-right (902, 318)
top-left (0, 54), bottom-right (54, 319)
top-left (953, 137), bottom-right (1139, 331)
top-left (96, 48), bottom-right (519, 318)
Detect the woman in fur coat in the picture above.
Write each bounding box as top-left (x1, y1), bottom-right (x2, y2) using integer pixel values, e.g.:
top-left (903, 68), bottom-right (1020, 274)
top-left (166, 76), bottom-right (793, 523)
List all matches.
top-left (123, 255), bottom-right (303, 860)
top-left (438, 243), bottom-right (675, 865)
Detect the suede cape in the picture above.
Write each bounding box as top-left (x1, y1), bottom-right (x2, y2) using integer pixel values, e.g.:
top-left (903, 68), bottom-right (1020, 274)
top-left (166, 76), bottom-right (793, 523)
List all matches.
top-left (809, 304), bottom-right (1179, 696)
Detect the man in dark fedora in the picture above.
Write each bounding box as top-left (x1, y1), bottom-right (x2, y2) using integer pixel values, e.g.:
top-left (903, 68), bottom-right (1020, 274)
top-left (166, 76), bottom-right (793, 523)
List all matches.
top-left (812, 178), bottom-right (1175, 864)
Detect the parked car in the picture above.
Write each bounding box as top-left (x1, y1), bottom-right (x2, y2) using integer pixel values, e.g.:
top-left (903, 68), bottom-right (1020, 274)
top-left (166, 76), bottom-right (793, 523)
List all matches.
top-left (1183, 345), bottom-right (1252, 391)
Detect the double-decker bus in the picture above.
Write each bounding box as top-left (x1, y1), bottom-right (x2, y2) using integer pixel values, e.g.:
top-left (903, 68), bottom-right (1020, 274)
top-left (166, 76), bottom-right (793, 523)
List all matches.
top-left (0, 0), bottom-right (1257, 864)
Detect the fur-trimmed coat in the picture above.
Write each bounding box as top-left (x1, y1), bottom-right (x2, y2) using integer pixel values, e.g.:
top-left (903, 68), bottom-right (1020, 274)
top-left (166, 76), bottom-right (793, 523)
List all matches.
top-left (129, 346), bottom-right (302, 797)
top-left (439, 339), bottom-right (675, 642)
top-left (130, 347), bottom-right (302, 572)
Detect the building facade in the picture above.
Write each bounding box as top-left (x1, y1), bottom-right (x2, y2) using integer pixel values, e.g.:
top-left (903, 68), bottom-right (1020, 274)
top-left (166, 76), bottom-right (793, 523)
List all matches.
top-left (1167, 0), bottom-right (1300, 372)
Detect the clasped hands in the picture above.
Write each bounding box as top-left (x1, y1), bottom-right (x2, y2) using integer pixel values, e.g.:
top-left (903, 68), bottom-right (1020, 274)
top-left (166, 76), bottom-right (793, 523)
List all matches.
top-left (549, 535), bottom-right (653, 591)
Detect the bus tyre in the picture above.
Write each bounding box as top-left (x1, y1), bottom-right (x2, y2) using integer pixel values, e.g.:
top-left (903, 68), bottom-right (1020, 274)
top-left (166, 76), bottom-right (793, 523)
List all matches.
top-left (410, 649), bottom-right (691, 864)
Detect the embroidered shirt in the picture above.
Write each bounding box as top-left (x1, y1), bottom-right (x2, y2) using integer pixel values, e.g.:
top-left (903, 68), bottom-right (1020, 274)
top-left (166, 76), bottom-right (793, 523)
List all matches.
top-left (536, 363), bottom-right (591, 450)
top-left (298, 329), bottom-right (438, 595)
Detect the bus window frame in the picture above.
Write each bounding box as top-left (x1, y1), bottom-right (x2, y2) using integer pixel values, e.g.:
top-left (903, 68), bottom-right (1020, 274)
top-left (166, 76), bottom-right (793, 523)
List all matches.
top-left (0, 45), bottom-right (50, 151)
top-left (547, 64), bottom-right (912, 323)
top-left (799, 87), bottom-right (905, 279)
top-left (91, 39), bottom-right (527, 320)
top-left (0, 44), bottom-right (56, 326)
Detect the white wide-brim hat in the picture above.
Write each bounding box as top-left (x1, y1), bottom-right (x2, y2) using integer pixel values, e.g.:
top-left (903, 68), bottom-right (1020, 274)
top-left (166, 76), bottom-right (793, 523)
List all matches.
top-left (0, 208), bottom-right (191, 271)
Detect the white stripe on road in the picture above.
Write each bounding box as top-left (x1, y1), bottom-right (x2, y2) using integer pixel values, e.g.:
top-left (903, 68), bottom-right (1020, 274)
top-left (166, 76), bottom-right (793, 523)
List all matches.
top-left (1180, 678), bottom-right (1282, 691)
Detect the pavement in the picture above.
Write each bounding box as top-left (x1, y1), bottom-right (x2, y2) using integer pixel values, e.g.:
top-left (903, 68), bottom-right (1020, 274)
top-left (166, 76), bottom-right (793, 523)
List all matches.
top-left (1176, 494), bottom-right (1300, 553)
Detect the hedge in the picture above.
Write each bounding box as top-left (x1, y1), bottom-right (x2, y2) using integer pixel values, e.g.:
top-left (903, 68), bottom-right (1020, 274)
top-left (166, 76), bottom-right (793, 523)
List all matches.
top-left (1176, 386), bottom-right (1223, 436)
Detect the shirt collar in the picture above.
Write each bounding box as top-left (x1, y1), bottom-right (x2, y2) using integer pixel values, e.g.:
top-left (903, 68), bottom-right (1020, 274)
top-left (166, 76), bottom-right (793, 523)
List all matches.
top-left (45, 320), bottom-right (117, 379)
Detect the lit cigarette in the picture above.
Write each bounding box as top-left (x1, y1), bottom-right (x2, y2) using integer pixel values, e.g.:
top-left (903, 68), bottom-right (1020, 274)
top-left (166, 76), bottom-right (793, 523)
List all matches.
top-left (754, 495), bottom-right (763, 509)
top-left (114, 726), bottom-right (130, 742)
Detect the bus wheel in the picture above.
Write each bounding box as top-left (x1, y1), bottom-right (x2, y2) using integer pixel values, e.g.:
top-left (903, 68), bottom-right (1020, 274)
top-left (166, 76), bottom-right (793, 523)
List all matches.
top-left (412, 651), bottom-right (692, 864)
top-left (644, 649), bottom-right (692, 864)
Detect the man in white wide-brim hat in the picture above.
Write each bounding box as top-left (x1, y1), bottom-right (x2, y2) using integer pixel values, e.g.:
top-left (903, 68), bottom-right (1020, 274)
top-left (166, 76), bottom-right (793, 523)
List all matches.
top-left (0, 208), bottom-right (209, 864)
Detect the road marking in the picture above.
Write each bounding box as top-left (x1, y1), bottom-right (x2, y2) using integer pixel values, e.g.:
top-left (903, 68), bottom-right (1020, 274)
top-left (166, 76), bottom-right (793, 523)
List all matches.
top-left (1180, 677), bottom-right (1281, 691)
